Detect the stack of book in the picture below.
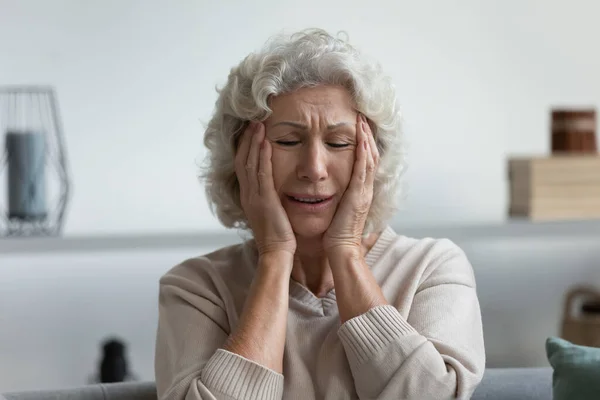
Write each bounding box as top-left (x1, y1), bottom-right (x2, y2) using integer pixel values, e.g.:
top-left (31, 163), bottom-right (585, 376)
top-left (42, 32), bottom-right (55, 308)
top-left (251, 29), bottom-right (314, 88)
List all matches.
top-left (508, 155), bottom-right (600, 221)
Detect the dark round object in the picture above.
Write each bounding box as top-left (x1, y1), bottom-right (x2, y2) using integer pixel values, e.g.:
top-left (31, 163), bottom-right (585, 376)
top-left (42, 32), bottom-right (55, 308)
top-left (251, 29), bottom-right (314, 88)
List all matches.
top-left (581, 301), bottom-right (600, 314)
top-left (99, 338), bottom-right (129, 383)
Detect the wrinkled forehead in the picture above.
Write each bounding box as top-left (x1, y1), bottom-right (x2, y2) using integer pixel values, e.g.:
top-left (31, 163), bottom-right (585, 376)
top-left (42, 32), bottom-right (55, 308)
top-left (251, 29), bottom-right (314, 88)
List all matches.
top-left (266, 85), bottom-right (358, 127)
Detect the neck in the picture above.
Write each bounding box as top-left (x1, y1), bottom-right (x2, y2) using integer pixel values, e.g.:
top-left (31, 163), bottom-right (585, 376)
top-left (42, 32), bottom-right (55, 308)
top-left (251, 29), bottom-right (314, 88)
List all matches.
top-left (291, 234), bottom-right (334, 298)
top-left (291, 231), bottom-right (381, 298)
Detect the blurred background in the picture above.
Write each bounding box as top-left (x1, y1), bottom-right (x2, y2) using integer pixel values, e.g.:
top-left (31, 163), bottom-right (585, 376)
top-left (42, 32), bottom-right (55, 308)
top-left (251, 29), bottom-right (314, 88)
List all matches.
top-left (1, 0), bottom-right (600, 392)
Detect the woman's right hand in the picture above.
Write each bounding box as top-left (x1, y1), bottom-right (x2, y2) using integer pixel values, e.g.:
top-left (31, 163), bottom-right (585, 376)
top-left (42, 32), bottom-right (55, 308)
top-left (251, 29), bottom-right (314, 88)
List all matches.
top-left (235, 121), bottom-right (297, 258)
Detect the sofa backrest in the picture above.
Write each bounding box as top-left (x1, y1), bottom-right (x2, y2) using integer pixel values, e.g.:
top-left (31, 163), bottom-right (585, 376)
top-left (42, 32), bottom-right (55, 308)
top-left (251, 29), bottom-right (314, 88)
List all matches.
top-left (472, 367), bottom-right (552, 400)
top-left (3, 381), bottom-right (157, 400)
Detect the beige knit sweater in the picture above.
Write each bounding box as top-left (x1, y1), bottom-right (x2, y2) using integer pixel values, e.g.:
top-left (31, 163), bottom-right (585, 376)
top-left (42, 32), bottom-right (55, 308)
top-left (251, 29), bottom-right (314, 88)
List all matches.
top-left (154, 225), bottom-right (486, 400)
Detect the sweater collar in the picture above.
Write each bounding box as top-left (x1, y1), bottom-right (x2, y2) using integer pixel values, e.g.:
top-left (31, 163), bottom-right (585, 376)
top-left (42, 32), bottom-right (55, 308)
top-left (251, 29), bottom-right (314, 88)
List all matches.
top-left (288, 224), bottom-right (399, 308)
top-left (364, 225), bottom-right (398, 268)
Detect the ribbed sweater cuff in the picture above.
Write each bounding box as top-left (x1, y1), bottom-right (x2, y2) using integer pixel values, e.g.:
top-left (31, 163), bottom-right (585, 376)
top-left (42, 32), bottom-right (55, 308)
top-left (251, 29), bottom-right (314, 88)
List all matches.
top-left (338, 305), bottom-right (418, 364)
top-left (201, 349), bottom-right (284, 400)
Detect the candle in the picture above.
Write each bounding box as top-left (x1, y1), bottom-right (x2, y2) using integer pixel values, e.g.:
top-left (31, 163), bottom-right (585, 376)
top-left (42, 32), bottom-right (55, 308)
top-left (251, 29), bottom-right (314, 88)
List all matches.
top-left (5, 131), bottom-right (48, 220)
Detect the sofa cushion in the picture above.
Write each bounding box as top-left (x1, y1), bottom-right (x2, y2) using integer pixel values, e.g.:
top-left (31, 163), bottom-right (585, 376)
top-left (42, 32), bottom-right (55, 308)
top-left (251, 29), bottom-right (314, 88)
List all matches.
top-left (546, 336), bottom-right (600, 400)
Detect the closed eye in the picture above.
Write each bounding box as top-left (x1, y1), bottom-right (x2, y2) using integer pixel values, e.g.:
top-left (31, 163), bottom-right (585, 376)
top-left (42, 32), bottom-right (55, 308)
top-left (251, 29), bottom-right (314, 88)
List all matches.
top-left (276, 140), bottom-right (300, 146)
top-left (275, 141), bottom-right (350, 148)
top-left (328, 143), bottom-right (350, 148)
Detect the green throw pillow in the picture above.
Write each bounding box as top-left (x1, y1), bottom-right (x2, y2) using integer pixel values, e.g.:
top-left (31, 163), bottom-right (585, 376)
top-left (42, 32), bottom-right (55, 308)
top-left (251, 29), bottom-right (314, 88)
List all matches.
top-left (546, 336), bottom-right (600, 399)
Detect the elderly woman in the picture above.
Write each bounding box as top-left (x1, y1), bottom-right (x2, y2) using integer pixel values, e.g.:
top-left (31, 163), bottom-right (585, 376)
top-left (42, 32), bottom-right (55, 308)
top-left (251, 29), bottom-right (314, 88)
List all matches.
top-left (154, 29), bottom-right (485, 400)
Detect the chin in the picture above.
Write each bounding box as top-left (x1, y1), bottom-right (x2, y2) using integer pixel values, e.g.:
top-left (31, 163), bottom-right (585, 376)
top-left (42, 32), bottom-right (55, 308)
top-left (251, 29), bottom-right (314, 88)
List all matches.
top-left (290, 216), bottom-right (331, 238)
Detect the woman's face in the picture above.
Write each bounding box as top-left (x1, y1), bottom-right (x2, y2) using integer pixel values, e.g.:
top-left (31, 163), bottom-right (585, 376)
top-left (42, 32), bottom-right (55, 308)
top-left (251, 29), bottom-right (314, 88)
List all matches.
top-left (264, 85), bottom-right (359, 238)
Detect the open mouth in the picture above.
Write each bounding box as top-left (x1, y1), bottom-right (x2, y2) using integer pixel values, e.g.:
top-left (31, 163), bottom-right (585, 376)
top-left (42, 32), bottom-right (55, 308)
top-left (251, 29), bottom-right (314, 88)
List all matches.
top-left (288, 196), bottom-right (330, 204)
top-left (284, 195), bottom-right (334, 212)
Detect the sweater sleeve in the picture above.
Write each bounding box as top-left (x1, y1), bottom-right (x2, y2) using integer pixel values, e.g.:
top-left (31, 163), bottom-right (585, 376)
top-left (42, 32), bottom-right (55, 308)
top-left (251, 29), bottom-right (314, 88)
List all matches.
top-left (337, 241), bottom-right (486, 400)
top-left (154, 258), bottom-right (284, 400)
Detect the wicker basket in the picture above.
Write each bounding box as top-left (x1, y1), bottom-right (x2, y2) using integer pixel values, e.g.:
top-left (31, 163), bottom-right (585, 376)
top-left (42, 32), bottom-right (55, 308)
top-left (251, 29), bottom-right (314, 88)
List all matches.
top-left (561, 285), bottom-right (600, 348)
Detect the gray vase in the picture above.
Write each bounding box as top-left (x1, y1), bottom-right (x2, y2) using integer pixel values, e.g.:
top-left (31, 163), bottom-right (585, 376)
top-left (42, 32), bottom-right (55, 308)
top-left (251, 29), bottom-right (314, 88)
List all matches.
top-left (6, 131), bottom-right (47, 221)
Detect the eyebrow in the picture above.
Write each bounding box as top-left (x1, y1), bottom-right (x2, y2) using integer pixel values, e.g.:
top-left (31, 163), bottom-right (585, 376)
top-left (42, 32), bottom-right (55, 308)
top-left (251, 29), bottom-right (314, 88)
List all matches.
top-left (271, 121), bottom-right (352, 130)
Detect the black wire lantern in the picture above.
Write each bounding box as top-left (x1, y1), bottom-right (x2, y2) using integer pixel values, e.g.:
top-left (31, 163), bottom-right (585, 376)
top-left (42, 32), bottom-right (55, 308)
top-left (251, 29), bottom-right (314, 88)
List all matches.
top-left (0, 86), bottom-right (72, 236)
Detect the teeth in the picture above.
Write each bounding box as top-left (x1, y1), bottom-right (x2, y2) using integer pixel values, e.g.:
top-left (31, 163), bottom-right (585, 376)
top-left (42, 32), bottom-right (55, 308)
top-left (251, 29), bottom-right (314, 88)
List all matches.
top-left (293, 197), bottom-right (325, 203)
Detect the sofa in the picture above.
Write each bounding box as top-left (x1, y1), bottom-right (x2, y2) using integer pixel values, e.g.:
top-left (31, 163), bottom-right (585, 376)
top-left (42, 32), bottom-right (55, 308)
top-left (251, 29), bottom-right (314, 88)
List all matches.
top-left (2, 367), bottom-right (553, 400)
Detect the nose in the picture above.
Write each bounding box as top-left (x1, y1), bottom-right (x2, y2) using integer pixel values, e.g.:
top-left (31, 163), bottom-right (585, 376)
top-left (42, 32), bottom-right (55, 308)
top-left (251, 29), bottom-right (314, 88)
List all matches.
top-left (297, 141), bottom-right (328, 182)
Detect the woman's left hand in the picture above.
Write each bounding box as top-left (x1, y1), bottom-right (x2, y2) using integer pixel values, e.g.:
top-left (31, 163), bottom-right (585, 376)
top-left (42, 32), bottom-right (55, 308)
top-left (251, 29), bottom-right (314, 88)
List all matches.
top-left (323, 113), bottom-right (379, 255)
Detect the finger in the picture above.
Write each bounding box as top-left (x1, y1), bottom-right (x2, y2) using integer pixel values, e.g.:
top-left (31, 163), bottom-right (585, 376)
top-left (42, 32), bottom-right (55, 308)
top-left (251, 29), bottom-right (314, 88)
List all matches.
top-left (363, 116), bottom-right (379, 166)
top-left (352, 115), bottom-right (368, 185)
top-left (258, 138), bottom-right (276, 196)
top-left (236, 122), bottom-right (254, 161)
top-left (235, 122), bottom-right (255, 194)
top-left (245, 123), bottom-right (264, 193)
top-left (363, 116), bottom-right (377, 187)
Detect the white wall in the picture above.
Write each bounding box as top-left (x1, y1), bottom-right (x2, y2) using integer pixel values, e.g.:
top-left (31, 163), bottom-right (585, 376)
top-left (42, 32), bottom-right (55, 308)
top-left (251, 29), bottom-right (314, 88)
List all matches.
top-left (2, 0), bottom-right (599, 236)
top-left (0, 247), bottom-right (204, 392)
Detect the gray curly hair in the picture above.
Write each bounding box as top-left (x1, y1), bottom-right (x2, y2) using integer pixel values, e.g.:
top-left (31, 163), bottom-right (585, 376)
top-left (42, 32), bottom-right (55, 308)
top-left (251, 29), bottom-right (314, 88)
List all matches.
top-left (198, 28), bottom-right (406, 236)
